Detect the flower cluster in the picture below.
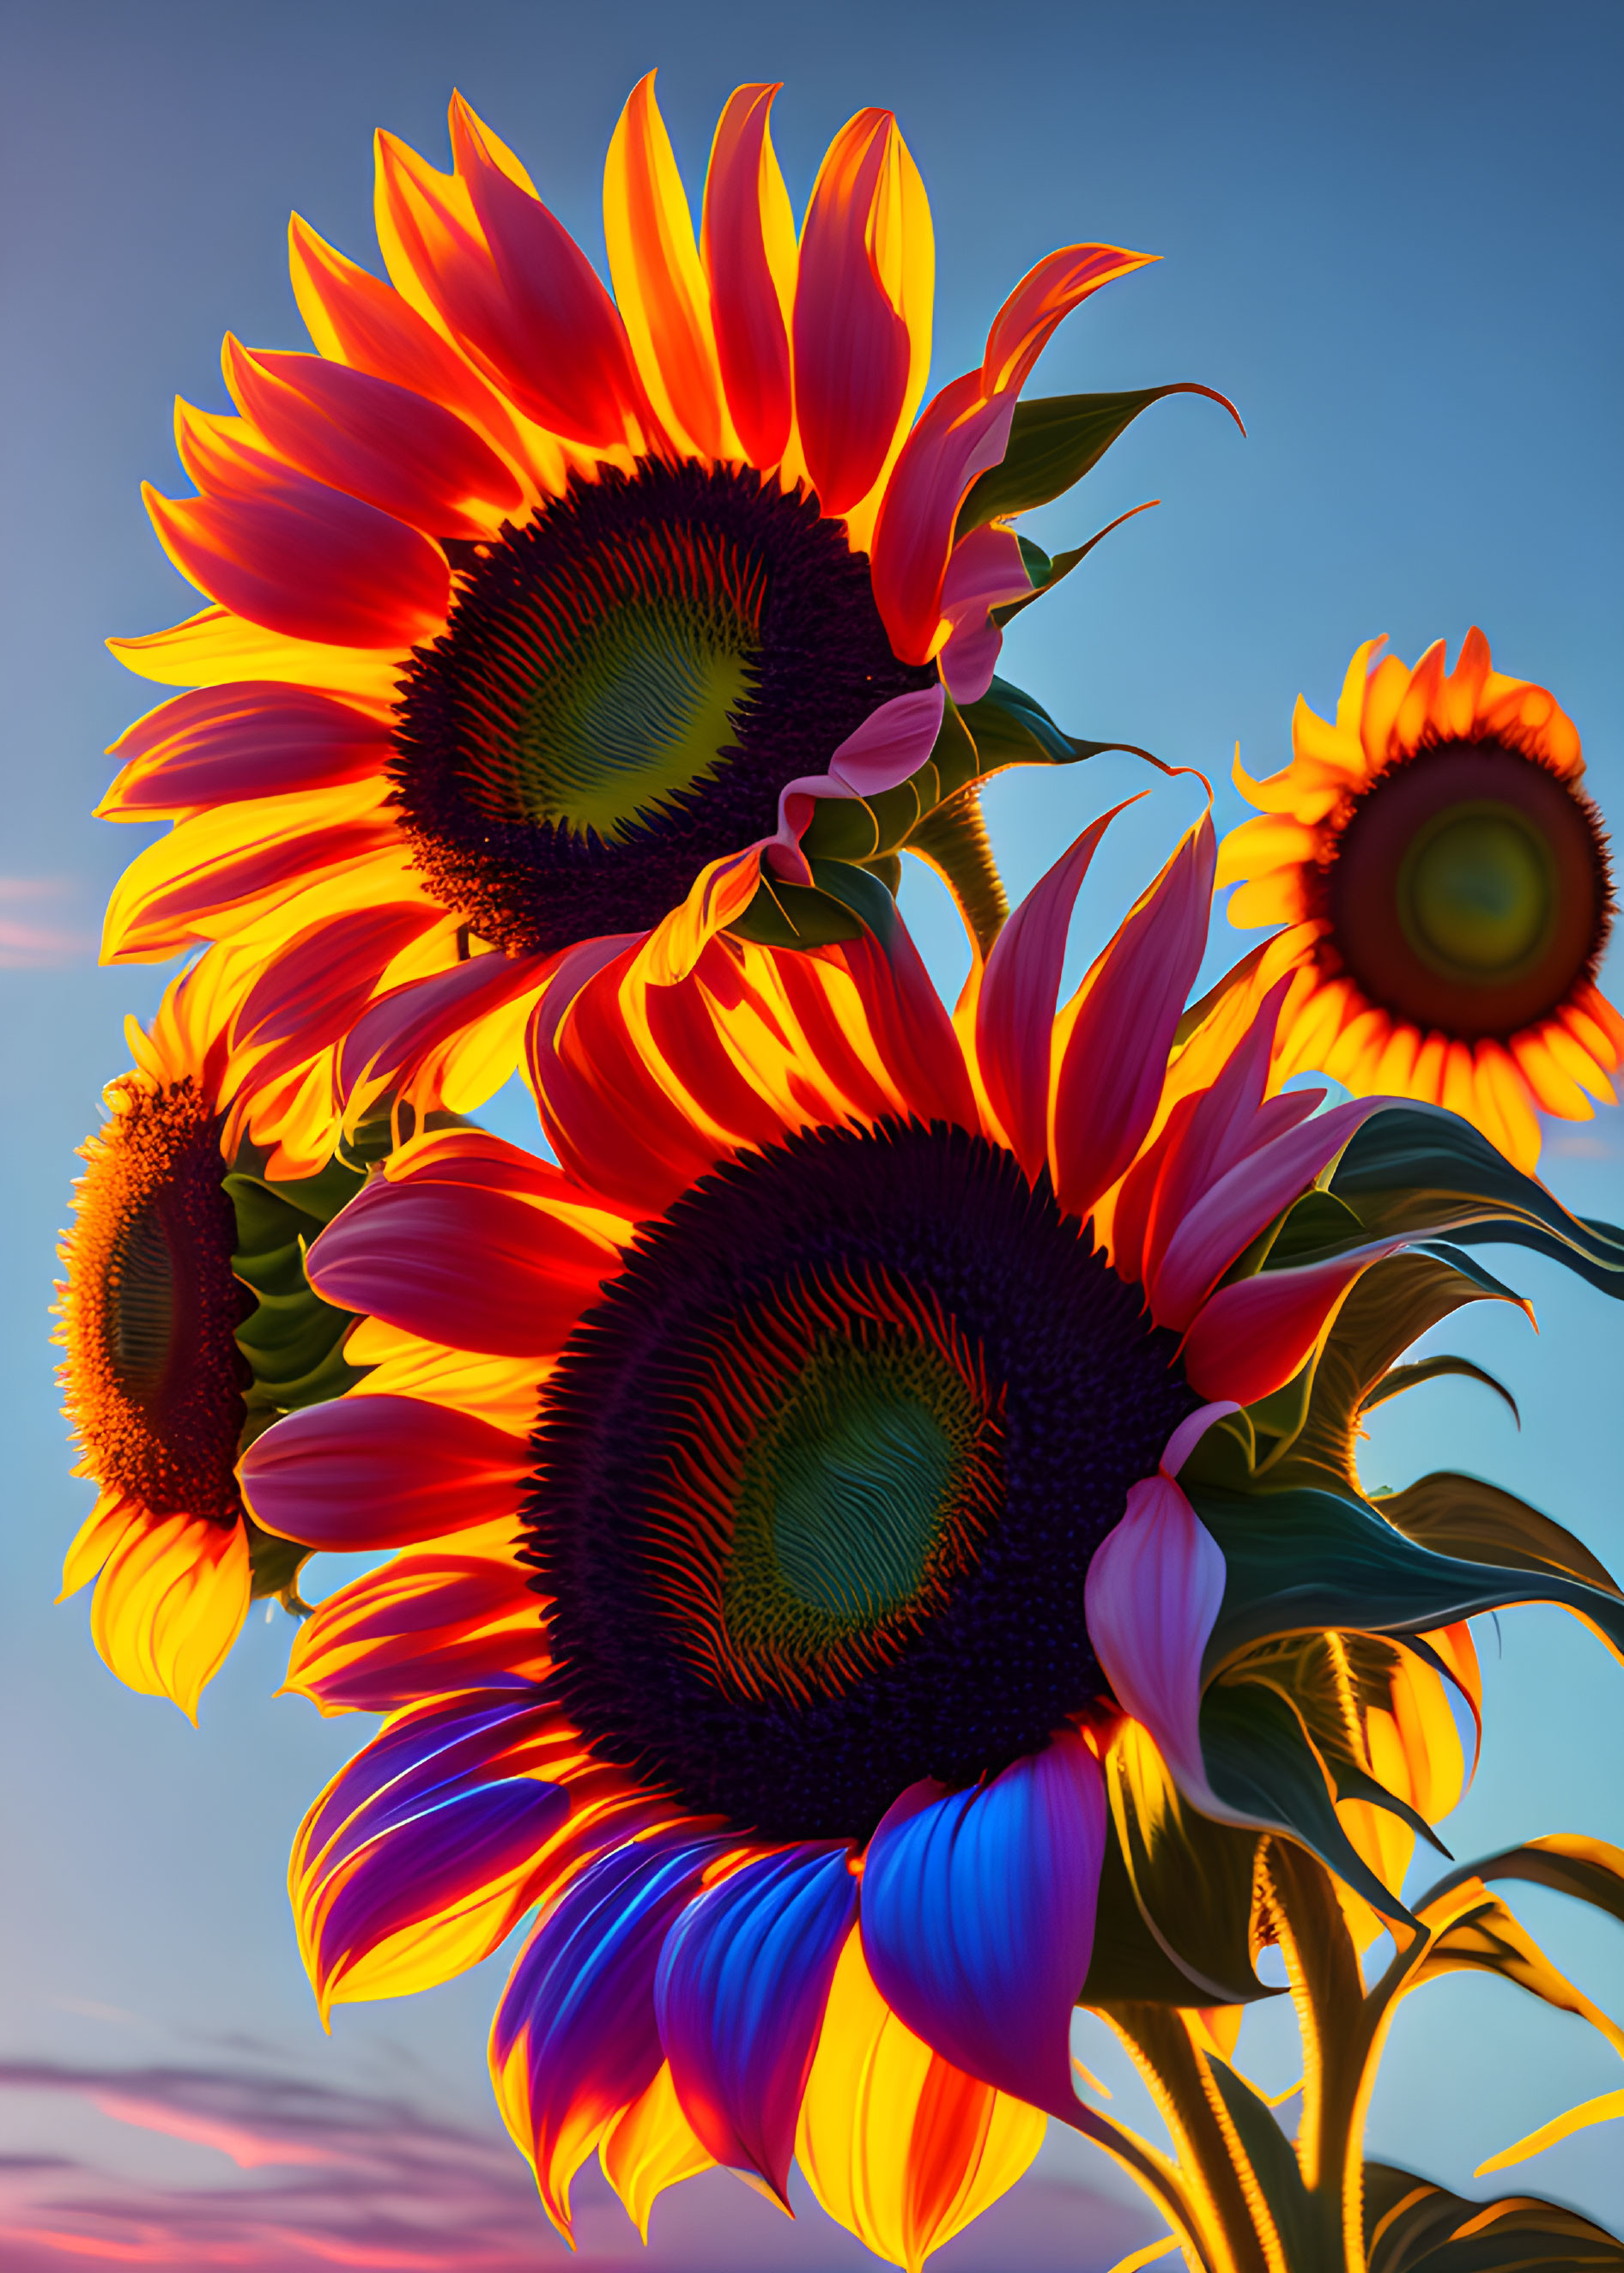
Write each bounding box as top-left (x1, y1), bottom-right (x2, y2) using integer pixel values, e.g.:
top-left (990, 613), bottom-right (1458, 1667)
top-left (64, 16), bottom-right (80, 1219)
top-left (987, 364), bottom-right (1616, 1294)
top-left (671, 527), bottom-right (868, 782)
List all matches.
top-left (57, 74), bottom-right (1624, 2273)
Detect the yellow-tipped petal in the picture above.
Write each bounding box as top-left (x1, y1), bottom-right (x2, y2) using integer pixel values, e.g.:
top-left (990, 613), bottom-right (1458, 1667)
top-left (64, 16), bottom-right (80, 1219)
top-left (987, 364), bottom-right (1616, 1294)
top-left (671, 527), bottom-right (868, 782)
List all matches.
top-left (88, 1510), bottom-right (251, 1720)
top-left (599, 2061), bottom-right (715, 2240)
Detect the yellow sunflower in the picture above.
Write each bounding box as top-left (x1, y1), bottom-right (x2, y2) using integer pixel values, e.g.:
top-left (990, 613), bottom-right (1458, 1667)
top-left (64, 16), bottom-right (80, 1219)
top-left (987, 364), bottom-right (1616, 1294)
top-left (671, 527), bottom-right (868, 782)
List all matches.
top-left (1216, 628), bottom-right (1621, 1167)
top-left (56, 949), bottom-right (389, 1714)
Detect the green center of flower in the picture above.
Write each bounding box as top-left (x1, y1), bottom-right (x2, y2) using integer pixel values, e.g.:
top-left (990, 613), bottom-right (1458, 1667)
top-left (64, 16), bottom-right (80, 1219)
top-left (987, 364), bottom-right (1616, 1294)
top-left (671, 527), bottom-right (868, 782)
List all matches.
top-left (1399, 801), bottom-right (1556, 979)
top-left (720, 1333), bottom-right (987, 1695)
top-left (518, 601), bottom-right (759, 843)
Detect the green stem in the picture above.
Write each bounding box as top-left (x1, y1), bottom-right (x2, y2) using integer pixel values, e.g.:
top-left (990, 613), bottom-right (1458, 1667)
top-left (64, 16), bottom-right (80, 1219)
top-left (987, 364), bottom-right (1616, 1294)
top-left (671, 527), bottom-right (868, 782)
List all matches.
top-left (905, 784), bottom-right (1009, 961)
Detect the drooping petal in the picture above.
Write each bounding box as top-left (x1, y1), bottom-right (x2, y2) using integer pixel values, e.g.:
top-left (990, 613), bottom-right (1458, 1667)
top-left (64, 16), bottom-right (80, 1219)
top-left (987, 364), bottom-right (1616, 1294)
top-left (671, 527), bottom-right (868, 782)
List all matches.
top-left (142, 474), bottom-right (449, 649)
top-left (306, 1174), bottom-right (616, 1359)
top-left (796, 1926), bottom-right (1045, 2273)
top-left (793, 110), bottom-right (921, 518)
top-left (239, 1394), bottom-right (531, 1550)
top-left (221, 338), bottom-right (525, 539)
top-left (491, 1833), bottom-right (726, 2237)
top-left (98, 683), bottom-right (391, 815)
top-left (859, 1731), bottom-right (1107, 2118)
top-left (1051, 814), bottom-right (1215, 1220)
top-left (82, 1508), bottom-right (251, 1722)
top-left (283, 1534), bottom-right (546, 1715)
top-left (975, 807), bottom-right (1128, 1175)
top-left (605, 73), bottom-right (731, 461)
top-left (655, 1843), bottom-right (856, 2202)
top-left (701, 83), bottom-right (796, 470)
top-left (336, 947), bottom-right (550, 1122)
top-left (1085, 1470), bottom-right (1227, 1803)
top-left (935, 525), bottom-right (1032, 705)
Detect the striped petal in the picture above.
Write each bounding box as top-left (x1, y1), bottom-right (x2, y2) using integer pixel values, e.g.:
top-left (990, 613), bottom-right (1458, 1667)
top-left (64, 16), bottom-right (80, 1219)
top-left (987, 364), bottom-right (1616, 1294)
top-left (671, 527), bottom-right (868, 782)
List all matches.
top-left (1051, 815), bottom-right (1215, 1220)
top-left (975, 807), bottom-right (1126, 1175)
top-left (492, 1834), bottom-right (725, 2237)
top-left (83, 1509), bottom-right (251, 1722)
top-left (793, 110), bottom-right (923, 518)
top-left (142, 473), bottom-right (448, 649)
top-left (701, 83), bottom-right (796, 470)
top-left (655, 1843), bottom-right (857, 2202)
top-left (306, 1175), bottom-right (615, 1359)
top-left (98, 684), bottom-right (391, 815)
top-left (1179, 1239), bottom-right (1407, 1405)
top-left (605, 73), bottom-right (730, 461)
top-left (859, 1731), bottom-right (1106, 2118)
top-left (221, 338), bottom-right (524, 538)
top-left (284, 1537), bottom-right (546, 1715)
top-left (239, 1395), bottom-right (530, 1549)
top-left (1085, 1469), bottom-right (1227, 1804)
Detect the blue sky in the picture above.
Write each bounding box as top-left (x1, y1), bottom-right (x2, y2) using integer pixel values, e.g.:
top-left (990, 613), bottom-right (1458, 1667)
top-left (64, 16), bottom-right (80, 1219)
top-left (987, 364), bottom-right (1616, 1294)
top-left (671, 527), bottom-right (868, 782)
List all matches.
top-left (2, 1), bottom-right (1621, 2264)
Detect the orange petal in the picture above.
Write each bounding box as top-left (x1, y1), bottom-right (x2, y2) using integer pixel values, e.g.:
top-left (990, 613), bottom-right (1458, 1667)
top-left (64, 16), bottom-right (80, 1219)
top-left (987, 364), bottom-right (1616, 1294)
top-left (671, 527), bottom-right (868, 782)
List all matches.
top-left (701, 83), bottom-right (797, 470)
top-left (598, 2063), bottom-right (715, 2240)
top-left (796, 1930), bottom-right (1044, 2272)
top-left (605, 73), bottom-right (733, 462)
top-left (88, 1510), bottom-right (251, 1720)
top-left (106, 603), bottom-right (404, 706)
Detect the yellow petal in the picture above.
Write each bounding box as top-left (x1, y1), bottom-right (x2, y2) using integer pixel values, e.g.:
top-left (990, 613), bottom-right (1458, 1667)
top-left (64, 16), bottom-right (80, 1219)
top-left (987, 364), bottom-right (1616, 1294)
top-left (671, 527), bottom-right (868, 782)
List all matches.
top-left (599, 2061), bottom-right (715, 2240)
top-left (89, 1510), bottom-right (251, 1720)
top-left (108, 604), bottom-right (403, 707)
top-left (1476, 2087), bottom-right (1624, 2176)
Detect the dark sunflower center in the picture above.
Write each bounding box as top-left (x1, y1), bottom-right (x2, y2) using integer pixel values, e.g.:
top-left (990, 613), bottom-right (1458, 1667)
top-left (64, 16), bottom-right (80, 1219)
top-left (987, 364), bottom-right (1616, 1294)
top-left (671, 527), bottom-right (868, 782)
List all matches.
top-left (391, 458), bottom-right (935, 956)
top-left (65, 1082), bottom-right (253, 1524)
top-left (1325, 740), bottom-right (1611, 1040)
top-left (524, 1120), bottom-right (1197, 1842)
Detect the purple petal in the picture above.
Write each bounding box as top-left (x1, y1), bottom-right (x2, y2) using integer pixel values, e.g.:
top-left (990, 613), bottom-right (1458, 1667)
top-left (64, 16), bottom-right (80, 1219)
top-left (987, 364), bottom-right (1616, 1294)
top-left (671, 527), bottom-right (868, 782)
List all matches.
top-left (858, 1732), bottom-right (1106, 2118)
top-left (654, 1843), bottom-right (856, 2203)
top-left (492, 1832), bottom-right (725, 2226)
top-left (1085, 1471), bottom-right (1227, 1808)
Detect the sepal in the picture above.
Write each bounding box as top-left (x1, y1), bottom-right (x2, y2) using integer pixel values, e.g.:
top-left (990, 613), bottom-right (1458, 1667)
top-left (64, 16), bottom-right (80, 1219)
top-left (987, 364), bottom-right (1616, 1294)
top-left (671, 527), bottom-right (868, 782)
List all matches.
top-left (954, 385), bottom-right (1242, 535)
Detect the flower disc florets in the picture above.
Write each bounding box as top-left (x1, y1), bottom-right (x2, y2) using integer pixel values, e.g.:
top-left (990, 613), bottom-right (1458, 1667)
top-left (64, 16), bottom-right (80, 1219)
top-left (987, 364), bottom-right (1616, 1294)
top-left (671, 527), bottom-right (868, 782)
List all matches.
top-left (527, 1118), bottom-right (1197, 1840)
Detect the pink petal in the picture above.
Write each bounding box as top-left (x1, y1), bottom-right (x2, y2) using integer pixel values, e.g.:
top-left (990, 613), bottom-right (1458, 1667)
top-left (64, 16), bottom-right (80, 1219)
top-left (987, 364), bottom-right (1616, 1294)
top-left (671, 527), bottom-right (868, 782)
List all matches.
top-left (979, 243), bottom-right (1155, 397)
top-left (99, 684), bottom-right (390, 815)
top-left (236, 903), bottom-right (439, 1052)
top-left (1051, 815), bottom-right (1215, 1221)
top-left (936, 524), bottom-right (1032, 704)
top-left (142, 474), bottom-right (448, 649)
top-left (1179, 1239), bottom-right (1408, 1406)
top-left (306, 1178), bottom-right (614, 1359)
top-left (1085, 1470), bottom-right (1226, 1807)
top-left (1149, 1097), bottom-right (1384, 1328)
top-left (869, 374), bottom-right (1015, 665)
top-left (792, 110), bottom-right (912, 518)
top-left (240, 1396), bottom-right (530, 1549)
top-left (976, 806), bottom-right (1131, 1177)
top-left (769, 686), bottom-right (946, 870)
top-left (858, 1732), bottom-right (1106, 2119)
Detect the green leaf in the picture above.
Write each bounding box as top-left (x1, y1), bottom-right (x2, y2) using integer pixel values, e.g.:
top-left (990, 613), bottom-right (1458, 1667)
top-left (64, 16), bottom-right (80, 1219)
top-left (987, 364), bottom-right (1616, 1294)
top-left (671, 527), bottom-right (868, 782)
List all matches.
top-left (954, 385), bottom-right (1241, 536)
top-left (1377, 1474), bottom-right (1621, 1604)
top-left (1203, 2058), bottom-right (1316, 2263)
top-left (1103, 1724), bottom-right (1276, 2004)
top-left (1421, 1834), bottom-right (1624, 1931)
top-left (956, 673), bottom-right (1124, 768)
top-left (1331, 1106), bottom-right (1624, 1298)
top-left (906, 783), bottom-right (1009, 961)
top-left (1191, 1480), bottom-right (1624, 1671)
top-left (1078, 1802), bottom-right (1251, 2006)
top-left (1361, 1356), bottom-right (1519, 1426)
top-left (724, 858), bottom-right (894, 949)
top-left (244, 1516), bottom-right (312, 1612)
top-left (990, 499), bottom-right (1160, 627)
top-left (1363, 2162), bottom-right (1624, 2270)
top-left (1199, 1676), bottom-right (1412, 1924)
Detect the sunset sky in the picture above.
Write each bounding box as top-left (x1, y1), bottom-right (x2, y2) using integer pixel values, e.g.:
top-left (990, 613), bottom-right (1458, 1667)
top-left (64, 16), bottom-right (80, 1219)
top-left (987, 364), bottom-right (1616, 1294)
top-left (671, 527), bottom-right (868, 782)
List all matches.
top-left (3, 2), bottom-right (1622, 2264)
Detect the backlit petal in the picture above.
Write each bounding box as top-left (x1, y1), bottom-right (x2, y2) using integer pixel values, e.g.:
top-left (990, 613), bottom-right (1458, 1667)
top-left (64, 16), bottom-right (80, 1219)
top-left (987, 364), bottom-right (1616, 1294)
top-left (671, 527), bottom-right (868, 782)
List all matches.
top-left (701, 84), bottom-right (796, 469)
top-left (240, 1394), bottom-right (530, 1549)
top-left (1085, 1471), bottom-right (1226, 1803)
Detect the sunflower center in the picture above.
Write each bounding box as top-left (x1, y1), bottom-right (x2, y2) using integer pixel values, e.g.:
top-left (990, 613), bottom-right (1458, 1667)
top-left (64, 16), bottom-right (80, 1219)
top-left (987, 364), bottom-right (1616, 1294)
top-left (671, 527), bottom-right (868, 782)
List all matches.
top-left (526, 1120), bottom-right (1197, 1841)
top-left (517, 600), bottom-right (757, 844)
top-left (60, 1079), bottom-right (252, 1524)
top-left (391, 457), bottom-right (934, 956)
top-left (1327, 740), bottom-right (1610, 1040)
top-left (1400, 804), bottom-right (1554, 977)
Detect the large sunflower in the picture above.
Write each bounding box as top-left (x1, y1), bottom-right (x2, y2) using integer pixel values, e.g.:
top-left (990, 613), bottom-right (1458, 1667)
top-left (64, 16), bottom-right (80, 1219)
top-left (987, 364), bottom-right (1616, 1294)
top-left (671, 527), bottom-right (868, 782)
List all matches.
top-left (1216, 628), bottom-right (1621, 1167)
top-left (239, 813), bottom-right (1624, 2265)
top-left (100, 74), bottom-right (1229, 1157)
top-left (56, 949), bottom-right (397, 1714)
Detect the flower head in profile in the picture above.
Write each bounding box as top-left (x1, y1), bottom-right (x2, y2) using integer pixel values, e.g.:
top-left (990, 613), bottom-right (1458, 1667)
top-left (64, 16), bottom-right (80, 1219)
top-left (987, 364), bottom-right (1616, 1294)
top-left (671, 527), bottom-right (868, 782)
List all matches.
top-left (239, 807), bottom-right (1624, 2265)
top-left (1216, 629), bottom-right (1621, 1166)
top-left (56, 950), bottom-right (385, 1714)
top-left (99, 74), bottom-right (1233, 1155)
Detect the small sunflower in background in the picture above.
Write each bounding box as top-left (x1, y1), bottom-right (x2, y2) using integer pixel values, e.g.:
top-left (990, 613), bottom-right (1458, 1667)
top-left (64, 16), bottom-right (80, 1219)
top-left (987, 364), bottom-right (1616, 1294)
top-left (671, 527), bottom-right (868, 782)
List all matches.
top-left (100, 73), bottom-right (1233, 1140)
top-left (1216, 628), bottom-right (1621, 1166)
top-left (55, 949), bottom-right (401, 1714)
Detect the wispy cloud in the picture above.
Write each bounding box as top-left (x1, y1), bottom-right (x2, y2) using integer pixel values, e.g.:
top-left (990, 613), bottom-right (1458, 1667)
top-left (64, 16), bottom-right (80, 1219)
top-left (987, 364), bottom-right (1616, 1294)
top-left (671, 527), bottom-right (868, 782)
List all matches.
top-left (0, 877), bottom-right (90, 968)
top-left (0, 2058), bottom-right (1158, 2271)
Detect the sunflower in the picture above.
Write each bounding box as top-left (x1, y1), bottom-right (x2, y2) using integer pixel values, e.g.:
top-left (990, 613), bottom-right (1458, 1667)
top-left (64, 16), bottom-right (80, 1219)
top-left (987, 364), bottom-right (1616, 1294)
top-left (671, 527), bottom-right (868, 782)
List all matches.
top-left (1216, 628), bottom-right (1622, 1167)
top-left (238, 809), bottom-right (1624, 2266)
top-left (98, 73), bottom-right (1235, 1159)
top-left (55, 949), bottom-right (395, 1715)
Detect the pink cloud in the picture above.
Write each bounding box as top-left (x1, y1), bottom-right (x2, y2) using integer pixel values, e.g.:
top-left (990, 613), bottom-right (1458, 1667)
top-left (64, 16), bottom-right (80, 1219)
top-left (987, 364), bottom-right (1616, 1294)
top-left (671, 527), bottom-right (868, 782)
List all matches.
top-left (0, 877), bottom-right (89, 967)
